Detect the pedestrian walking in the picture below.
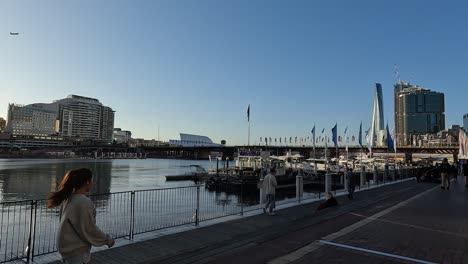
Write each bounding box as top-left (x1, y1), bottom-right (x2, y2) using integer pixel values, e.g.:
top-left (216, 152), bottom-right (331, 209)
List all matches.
top-left (462, 160), bottom-right (468, 188)
top-left (48, 168), bottom-right (115, 264)
top-left (263, 168), bottom-right (278, 215)
top-left (453, 160), bottom-right (459, 182)
top-left (345, 166), bottom-right (355, 200)
top-left (439, 158), bottom-right (451, 190)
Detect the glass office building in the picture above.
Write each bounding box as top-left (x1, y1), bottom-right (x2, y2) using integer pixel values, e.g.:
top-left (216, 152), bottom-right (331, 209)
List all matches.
top-left (394, 82), bottom-right (445, 146)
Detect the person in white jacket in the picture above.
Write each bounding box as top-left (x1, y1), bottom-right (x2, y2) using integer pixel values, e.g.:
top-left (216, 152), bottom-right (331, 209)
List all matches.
top-left (263, 168), bottom-right (278, 215)
top-left (48, 168), bottom-right (115, 264)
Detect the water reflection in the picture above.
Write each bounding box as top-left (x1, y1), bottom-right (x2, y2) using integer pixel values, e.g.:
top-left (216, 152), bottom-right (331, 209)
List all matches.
top-left (0, 159), bottom-right (214, 202)
top-left (0, 159), bottom-right (113, 201)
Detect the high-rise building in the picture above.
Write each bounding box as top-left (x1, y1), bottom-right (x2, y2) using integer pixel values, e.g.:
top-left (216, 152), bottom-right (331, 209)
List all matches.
top-left (55, 95), bottom-right (115, 143)
top-left (6, 104), bottom-right (58, 137)
top-left (0, 117), bottom-right (6, 132)
top-left (394, 81), bottom-right (445, 146)
top-left (371, 83), bottom-right (386, 147)
top-left (464, 114), bottom-right (468, 132)
top-left (6, 95), bottom-right (115, 143)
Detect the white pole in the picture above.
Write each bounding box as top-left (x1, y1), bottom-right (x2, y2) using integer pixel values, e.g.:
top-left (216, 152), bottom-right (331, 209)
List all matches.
top-left (248, 121), bottom-right (250, 146)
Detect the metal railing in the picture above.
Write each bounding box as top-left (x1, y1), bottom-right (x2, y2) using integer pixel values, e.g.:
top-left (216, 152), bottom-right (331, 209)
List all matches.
top-left (0, 166), bottom-right (430, 263)
top-left (0, 183), bottom-right (249, 263)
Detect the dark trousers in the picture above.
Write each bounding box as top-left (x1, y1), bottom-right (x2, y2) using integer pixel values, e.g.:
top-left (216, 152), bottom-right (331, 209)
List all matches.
top-left (265, 194), bottom-right (276, 213)
top-left (348, 183), bottom-right (355, 199)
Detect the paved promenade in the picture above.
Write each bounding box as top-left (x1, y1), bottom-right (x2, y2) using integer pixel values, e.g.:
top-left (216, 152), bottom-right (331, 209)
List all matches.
top-left (33, 177), bottom-right (468, 264)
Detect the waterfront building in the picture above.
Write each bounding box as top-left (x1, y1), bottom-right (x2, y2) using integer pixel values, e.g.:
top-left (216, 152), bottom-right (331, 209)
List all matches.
top-left (0, 117), bottom-right (6, 132)
top-left (113, 128), bottom-right (132, 144)
top-left (56, 95), bottom-right (115, 143)
top-left (464, 114), bottom-right (468, 132)
top-left (394, 81), bottom-right (445, 146)
top-left (128, 138), bottom-right (166, 148)
top-left (6, 103), bottom-right (58, 137)
top-left (169, 133), bottom-right (221, 147)
top-left (371, 83), bottom-right (386, 147)
top-left (6, 95), bottom-right (115, 143)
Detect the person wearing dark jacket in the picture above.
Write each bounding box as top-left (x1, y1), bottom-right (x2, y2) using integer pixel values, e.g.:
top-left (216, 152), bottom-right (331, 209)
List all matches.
top-left (462, 161), bottom-right (468, 188)
top-left (440, 158), bottom-right (451, 190)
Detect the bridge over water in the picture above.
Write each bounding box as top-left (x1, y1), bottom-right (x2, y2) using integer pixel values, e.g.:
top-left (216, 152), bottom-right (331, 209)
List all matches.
top-left (68, 145), bottom-right (459, 162)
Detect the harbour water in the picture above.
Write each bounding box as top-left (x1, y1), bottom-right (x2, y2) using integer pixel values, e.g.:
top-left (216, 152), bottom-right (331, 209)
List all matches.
top-left (0, 158), bottom-right (336, 261)
top-left (0, 158), bottom-right (213, 202)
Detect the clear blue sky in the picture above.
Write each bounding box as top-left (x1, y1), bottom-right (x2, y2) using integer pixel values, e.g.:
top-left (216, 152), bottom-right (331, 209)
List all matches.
top-left (1, 0), bottom-right (467, 145)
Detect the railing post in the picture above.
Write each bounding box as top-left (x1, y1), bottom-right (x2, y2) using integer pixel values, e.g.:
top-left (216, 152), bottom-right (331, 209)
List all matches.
top-left (296, 175), bottom-right (303, 203)
top-left (373, 166), bottom-right (378, 186)
top-left (360, 166), bottom-right (366, 189)
top-left (195, 185), bottom-right (200, 226)
top-left (26, 200), bottom-right (35, 263)
top-left (129, 191), bottom-right (135, 240)
top-left (325, 173), bottom-right (331, 193)
top-left (240, 179), bottom-right (244, 216)
top-left (384, 165), bottom-right (389, 183)
top-left (31, 200), bottom-right (38, 262)
top-left (258, 179), bottom-right (266, 204)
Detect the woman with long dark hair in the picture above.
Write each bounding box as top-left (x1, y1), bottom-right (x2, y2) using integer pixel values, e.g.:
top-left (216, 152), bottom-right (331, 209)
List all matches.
top-left (48, 168), bottom-right (115, 264)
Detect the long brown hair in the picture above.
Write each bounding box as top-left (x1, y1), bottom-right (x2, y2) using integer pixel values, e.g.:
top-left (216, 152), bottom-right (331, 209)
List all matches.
top-left (47, 168), bottom-right (93, 208)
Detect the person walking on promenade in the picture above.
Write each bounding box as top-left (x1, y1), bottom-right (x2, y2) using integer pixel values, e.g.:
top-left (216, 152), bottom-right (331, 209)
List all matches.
top-left (263, 168), bottom-right (278, 215)
top-left (345, 165), bottom-right (355, 200)
top-left (462, 160), bottom-right (468, 188)
top-left (48, 168), bottom-right (115, 264)
top-left (453, 160), bottom-right (459, 182)
top-left (440, 158), bottom-right (451, 190)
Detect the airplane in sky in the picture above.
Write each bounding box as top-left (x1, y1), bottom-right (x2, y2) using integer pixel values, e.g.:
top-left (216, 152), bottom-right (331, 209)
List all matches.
top-left (10, 32), bottom-right (19, 36)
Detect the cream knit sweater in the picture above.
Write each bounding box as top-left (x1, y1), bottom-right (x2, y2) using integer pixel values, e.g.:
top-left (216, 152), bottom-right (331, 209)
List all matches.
top-left (57, 194), bottom-right (111, 258)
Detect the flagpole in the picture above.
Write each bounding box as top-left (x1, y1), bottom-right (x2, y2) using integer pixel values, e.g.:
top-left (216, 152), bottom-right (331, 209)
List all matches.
top-left (248, 120), bottom-right (250, 146)
top-left (325, 135), bottom-right (328, 172)
top-left (247, 105), bottom-right (250, 146)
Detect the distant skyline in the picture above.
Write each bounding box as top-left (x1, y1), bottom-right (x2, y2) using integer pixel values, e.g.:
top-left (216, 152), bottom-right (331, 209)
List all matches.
top-left (1, 0), bottom-right (468, 145)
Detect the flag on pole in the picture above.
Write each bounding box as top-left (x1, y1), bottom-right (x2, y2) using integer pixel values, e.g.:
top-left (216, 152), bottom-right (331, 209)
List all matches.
top-left (365, 126), bottom-right (372, 153)
top-left (386, 124), bottom-right (394, 151)
top-left (311, 125), bottom-right (316, 149)
top-left (358, 122), bottom-right (363, 147)
top-left (247, 104), bottom-right (250, 122)
top-left (344, 127), bottom-right (348, 152)
top-left (325, 136), bottom-right (328, 157)
top-left (332, 123), bottom-right (338, 147)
